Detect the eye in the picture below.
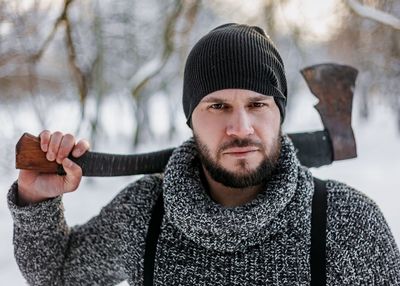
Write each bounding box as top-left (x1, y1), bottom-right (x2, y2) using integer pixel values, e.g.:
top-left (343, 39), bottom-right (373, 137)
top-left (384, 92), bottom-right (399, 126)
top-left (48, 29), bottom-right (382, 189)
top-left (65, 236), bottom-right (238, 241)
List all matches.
top-left (249, 102), bottom-right (267, 108)
top-left (209, 103), bottom-right (225, 110)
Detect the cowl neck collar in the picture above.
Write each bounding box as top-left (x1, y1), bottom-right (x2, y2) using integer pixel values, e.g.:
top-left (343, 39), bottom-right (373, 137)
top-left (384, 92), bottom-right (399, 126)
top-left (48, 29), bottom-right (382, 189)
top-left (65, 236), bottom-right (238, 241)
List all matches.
top-left (163, 134), bottom-right (306, 253)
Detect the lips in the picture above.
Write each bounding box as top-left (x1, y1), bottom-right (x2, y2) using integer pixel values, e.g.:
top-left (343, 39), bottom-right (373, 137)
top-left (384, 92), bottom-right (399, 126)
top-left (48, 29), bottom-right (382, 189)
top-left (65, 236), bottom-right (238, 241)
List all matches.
top-left (222, 147), bottom-right (259, 157)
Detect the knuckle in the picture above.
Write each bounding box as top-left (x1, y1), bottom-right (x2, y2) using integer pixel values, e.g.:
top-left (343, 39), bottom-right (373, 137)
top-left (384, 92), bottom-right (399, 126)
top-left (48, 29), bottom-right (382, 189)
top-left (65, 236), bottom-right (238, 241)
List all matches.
top-left (80, 140), bottom-right (90, 150)
top-left (75, 140), bottom-right (90, 154)
top-left (39, 130), bottom-right (51, 142)
top-left (47, 142), bottom-right (57, 152)
top-left (64, 133), bottom-right (75, 142)
top-left (39, 130), bottom-right (51, 151)
top-left (84, 140), bottom-right (91, 150)
top-left (40, 130), bottom-right (51, 137)
top-left (70, 167), bottom-right (83, 182)
top-left (53, 131), bottom-right (63, 138)
top-left (65, 158), bottom-right (81, 174)
top-left (76, 165), bottom-right (83, 176)
top-left (60, 135), bottom-right (75, 150)
top-left (57, 150), bottom-right (68, 160)
top-left (65, 177), bottom-right (81, 193)
top-left (48, 132), bottom-right (64, 152)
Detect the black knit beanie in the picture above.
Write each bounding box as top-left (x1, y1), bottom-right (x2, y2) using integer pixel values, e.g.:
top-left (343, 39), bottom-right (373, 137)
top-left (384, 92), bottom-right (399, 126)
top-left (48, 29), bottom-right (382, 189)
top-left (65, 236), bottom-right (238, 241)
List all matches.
top-left (183, 23), bottom-right (287, 127)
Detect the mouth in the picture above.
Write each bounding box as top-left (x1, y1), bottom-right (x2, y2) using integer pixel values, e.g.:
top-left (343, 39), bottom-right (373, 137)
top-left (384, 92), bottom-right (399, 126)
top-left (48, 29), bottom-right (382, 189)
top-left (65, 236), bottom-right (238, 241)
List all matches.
top-left (222, 147), bottom-right (259, 157)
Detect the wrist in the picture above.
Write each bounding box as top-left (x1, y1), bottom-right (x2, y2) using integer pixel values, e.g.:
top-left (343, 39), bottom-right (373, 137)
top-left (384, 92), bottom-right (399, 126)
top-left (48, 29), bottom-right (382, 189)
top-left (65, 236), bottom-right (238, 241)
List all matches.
top-left (17, 184), bottom-right (49, 206)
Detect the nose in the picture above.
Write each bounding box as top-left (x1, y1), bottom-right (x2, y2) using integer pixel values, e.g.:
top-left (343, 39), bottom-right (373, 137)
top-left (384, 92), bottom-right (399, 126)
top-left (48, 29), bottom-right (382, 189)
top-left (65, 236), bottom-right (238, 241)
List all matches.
top-left (226, 109), bottom-right (254, 138)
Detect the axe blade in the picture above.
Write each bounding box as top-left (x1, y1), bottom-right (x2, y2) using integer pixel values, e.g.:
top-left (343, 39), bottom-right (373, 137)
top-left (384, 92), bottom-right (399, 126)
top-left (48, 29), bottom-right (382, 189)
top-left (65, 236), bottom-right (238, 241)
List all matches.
top-left (301, 63), bottom-right (358, 161)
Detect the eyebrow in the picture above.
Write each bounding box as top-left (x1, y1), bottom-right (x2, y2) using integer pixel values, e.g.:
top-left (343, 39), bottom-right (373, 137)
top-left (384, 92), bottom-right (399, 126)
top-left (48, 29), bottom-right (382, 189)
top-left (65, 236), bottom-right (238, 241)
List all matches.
top-left (201, 95), bottom-right (272, 103)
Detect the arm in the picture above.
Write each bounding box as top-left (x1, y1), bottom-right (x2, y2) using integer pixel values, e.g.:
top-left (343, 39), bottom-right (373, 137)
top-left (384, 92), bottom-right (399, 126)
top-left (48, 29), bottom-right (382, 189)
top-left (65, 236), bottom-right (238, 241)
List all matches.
top-left (8, 175), bottom-right (162, 285)
top-left (326, 180), bottom-right (400, 285)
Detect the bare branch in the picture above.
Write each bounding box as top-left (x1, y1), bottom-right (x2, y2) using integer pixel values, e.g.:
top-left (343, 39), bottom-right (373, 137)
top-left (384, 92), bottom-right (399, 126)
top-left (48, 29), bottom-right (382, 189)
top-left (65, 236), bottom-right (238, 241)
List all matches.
top-left (345, 0), bottom-right (400, 30)
top-left (177, 0), bottom-right (200, 62)
top-left (31, 0), bottom-right (76, 62)
top-left (64, 12), bottom-right (88, 105)
top-left (129, 0), bottom-right (184, 99)
top-left (181, 0), bottom-right (200, 36)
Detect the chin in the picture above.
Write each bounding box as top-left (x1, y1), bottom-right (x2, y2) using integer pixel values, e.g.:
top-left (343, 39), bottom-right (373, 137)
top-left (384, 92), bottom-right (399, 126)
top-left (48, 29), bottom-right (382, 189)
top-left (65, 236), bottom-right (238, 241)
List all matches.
top-left (223, 164), bottom-right (259, 176)
top-left (225, 158), bottom-right (262, 171)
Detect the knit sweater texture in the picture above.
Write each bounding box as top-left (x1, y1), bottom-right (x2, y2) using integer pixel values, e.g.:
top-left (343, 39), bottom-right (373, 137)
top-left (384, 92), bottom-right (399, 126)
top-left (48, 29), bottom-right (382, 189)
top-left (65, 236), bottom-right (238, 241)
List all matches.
top-left (8, 134), bottom-right (400, 285)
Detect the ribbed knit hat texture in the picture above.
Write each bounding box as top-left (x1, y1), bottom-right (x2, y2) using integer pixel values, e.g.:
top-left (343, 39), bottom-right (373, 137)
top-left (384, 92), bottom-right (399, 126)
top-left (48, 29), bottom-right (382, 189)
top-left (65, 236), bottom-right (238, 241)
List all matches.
top-left (183, 23), bottom-right (287, 127)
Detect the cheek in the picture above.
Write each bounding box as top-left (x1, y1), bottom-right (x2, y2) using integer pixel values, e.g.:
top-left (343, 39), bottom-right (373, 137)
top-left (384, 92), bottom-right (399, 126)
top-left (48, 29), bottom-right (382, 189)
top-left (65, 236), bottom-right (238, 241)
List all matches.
top-left (192, 109), bottom-right (225, 137)
top-left (192, 110), bottom-right (226, 142)
top-left (253, 113), bottom-right (281, 144)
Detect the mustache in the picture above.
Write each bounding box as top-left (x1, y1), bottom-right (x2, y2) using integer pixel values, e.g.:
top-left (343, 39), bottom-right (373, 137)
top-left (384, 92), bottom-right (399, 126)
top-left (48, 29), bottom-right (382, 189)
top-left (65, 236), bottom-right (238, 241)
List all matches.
top-left (218, 138), bottom-right (264, 153)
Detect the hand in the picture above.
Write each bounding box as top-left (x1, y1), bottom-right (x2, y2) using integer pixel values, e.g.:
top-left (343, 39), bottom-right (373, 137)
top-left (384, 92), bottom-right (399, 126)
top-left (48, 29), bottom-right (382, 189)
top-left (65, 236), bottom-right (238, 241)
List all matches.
top-left (17, 130), bottom-right (90, 206)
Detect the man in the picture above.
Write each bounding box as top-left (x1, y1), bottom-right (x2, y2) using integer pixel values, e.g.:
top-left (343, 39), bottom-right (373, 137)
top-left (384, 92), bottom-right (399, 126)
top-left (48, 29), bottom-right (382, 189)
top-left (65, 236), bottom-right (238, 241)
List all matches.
top-left (8, 23), bottom-right (400, 285)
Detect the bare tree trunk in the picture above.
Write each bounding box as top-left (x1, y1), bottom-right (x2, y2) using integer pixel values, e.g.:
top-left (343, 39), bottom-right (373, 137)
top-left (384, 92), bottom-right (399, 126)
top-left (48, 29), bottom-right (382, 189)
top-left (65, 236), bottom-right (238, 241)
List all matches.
top-left (397, 108), bottom-right (400, 134)
top-left (88, 0), bottom-right (105, 147)
top-left (27, 63), bottom-right (47, 130)
top-left (133, 96), bottom-right (153, 147)
top-left (130, 0), bottom-right (184, 147)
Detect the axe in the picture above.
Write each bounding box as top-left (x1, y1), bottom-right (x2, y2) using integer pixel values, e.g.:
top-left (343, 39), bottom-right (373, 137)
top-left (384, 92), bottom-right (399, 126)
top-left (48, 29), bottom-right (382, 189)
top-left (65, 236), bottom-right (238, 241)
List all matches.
top-left (15, 63), bottom-right (358, 176)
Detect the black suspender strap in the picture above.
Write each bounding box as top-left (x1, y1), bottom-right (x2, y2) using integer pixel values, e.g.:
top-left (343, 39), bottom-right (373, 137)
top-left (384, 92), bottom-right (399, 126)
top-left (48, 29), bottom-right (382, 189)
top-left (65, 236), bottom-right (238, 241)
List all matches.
top-left (311, 177), bottom-right (328, 286)
top-left (143, 194), bottom-right (164, 286)
top-left (143, 178), bottom-right (328, 286)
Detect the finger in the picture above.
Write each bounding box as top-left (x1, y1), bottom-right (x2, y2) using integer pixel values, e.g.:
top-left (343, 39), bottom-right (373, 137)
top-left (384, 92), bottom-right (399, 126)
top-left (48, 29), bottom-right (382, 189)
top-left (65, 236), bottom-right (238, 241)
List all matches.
top-left (39, 130), bottom-right (51, 152)
top-left (56, 134), bottom-right (75, 164)
top-left (46, 132), bottom-right (63, 162)
top-left (72, 139), bottom-right (90, 158)
top-left (62, 158), bottom-right (82, 193)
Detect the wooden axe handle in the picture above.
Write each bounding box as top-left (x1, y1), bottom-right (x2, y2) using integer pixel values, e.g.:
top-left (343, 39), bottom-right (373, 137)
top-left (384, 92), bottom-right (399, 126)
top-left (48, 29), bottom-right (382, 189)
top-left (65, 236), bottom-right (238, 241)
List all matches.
top-left (15, 131), bottom-right (333, 176)
top-left (15, 133), bottom-right (61, 173)
top-left (15, 133), bottom-right (175, 176)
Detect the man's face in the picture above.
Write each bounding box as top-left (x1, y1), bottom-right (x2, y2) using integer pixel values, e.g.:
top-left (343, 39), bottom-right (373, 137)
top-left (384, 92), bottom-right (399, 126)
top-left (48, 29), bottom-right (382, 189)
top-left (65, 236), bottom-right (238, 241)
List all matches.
top-left (191, 89), bottom-right (282, 188)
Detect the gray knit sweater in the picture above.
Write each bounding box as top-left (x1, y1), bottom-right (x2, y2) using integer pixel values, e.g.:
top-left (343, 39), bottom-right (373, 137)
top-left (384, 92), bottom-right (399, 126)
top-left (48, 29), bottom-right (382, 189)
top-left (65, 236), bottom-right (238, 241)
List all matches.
top-left (8, 135), bottom-right (400, 285)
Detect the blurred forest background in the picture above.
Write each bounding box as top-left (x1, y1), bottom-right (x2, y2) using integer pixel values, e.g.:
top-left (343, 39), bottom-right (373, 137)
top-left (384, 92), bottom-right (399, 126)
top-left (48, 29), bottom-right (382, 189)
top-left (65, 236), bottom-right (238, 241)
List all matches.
top-left (0, 0), bottom-right (399, 283)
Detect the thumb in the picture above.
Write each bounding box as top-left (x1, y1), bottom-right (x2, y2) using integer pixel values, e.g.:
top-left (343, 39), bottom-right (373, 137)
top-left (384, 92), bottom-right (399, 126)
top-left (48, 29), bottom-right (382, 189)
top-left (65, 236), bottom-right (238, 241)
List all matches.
top-left (61, 158), bottom-right (83, 193)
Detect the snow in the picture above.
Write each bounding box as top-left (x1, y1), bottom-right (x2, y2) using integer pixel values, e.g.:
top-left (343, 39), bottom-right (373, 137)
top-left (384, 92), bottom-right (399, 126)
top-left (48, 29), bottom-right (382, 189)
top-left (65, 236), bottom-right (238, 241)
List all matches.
top-left (0, 91), bottom-right (399, 284)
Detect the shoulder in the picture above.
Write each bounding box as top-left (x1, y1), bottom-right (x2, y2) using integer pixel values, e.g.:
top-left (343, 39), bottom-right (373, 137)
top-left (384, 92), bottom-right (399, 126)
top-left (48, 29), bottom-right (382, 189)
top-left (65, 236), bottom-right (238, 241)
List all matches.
top-left (122, 174), bottom-right (164, 201)
top-left (324, 179), bottom-right (389, 236)
top-left (324, 179), bottom-right (400, 283)
top-left (98, 174), bottom-right (164, 220)
top-left (325, 179), bottom-right (379, 217)
top-left (113, 173), bottom-right (163, 206)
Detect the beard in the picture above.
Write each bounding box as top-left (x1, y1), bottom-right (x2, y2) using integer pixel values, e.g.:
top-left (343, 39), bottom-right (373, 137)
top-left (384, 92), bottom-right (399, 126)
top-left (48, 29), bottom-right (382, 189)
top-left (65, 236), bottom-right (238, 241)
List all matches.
top-left (194, 130), bottom-right (282, 189)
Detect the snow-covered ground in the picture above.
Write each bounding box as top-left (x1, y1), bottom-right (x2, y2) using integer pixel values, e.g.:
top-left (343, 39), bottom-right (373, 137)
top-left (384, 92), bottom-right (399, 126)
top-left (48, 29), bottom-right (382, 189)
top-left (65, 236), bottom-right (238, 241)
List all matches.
top-left (0, 90), bottom-right (399, 284)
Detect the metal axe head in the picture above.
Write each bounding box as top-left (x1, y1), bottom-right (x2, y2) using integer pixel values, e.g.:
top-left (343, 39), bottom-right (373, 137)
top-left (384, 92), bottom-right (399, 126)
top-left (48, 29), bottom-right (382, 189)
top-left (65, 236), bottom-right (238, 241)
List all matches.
top-left (301, 63), bottom-right (358, 161)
